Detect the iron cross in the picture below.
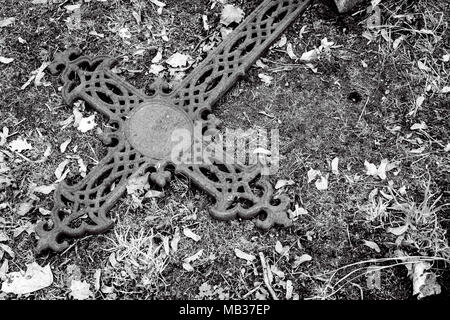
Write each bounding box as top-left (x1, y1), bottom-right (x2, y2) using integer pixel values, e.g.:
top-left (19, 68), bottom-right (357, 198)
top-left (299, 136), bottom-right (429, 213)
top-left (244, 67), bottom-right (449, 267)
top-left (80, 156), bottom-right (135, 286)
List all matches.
top-left (36, 0), bottom-right (313, 253)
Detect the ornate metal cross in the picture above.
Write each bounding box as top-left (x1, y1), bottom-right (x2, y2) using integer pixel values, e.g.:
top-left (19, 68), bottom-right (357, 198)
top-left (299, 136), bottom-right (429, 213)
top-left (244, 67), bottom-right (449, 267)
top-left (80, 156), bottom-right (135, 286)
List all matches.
top-left (36, 0), bottom-right (313, 253)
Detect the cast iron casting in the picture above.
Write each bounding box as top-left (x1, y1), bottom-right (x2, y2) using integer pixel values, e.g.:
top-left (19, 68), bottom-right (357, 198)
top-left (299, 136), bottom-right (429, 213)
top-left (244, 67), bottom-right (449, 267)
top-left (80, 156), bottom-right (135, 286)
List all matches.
top-left (36, 0), bottom-right (313, 253)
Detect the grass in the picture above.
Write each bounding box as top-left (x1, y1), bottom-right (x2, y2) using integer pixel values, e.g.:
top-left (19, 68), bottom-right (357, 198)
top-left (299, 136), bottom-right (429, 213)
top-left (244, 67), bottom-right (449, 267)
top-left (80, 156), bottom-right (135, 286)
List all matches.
top-left (0, 0), bottom-right (449, 300)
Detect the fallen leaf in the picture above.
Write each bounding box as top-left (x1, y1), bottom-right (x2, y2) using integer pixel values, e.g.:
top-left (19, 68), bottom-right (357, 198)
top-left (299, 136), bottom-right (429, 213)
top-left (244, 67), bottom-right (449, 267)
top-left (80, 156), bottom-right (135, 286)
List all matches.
top-left (366, 266), bottom-right (381, 290)
top-left (220, 4), bottom-right (244, 26)
top-left (183, 227), bottom-right (201, 242)
top-left (60, 138), bottom-right (71, 153)
top-left (275, 179), bottom-right (295, 189)
top-left (273, 34), bottom-right (287, 48)
top-left (307, 168), bottom-right (321, 183)
top-left (331, 157), bottom-right (339, 175)
top-left (1, 263), bottom-right (53, 295)
top-left (126, 173), bottom-right (149, 195)
top-left (166, 52), bottom-right (191, 68)
top-left (315, 174), bottom-right (328, 190)
top-left (170, 227), bottom-right (181, 253)
top-left (32, 184), bottom-right (56, 195)
top-left (387, 224), bottom-right (408, 236)
top-left (69, 280), bottom-right (93, 300)
top-left (258, 73), bottom-right (273, 85)
top-left (410, 261), bottom-right (441, 299)
top-left (0, 17), bottom-right (15, 28)
top-left (0, 231), bottom-right (8, 242)
top-left (184, 249), bottom-right (203, 263)
top-left (55, 159), bottom-right (70, 180)
top-left (410, 121), bottom-right (428, 131)
top-left (77, 114), bottom-right (96, 133)
top-left (234, 248), bottom-right (256, 262)
top-left (363, 240), bottom-right (381, 253)
top-left (442, 86), bottom-right (450, 94)
top-left (16, 202), bottom-right (33, 216)
top-left (300, 49), bottom-right (318, 62)
top-left (93, 269), bottom-right (101, 291)
top-left (286, 43), bottom-right (298, 60)
top-left (293, 254), bottom-right (312, 267)
top-left (182, 262), bottom-right (194, 272)
top-left (0, 57), bottom-right (14, 64)
top-left (8, 138), bottom-right (32, 152)
top-left (285, 280), bottom-right (293, 299)
top-left (364, 159), bottom-right (389, 180)
top-left (13, 221), bottom-right (35, 238)
top-left (149, 64), bottom-right (165, 75)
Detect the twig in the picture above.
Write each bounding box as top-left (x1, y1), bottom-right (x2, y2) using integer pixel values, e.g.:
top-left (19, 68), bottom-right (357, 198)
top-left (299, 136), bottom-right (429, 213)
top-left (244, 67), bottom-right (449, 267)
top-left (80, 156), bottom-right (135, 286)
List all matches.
top-left (258, 252), bottom-right (278, 300)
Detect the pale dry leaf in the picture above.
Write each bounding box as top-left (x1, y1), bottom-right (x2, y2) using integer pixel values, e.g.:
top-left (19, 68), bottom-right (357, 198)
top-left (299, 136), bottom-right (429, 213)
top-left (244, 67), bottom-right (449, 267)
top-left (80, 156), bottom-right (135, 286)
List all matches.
top-left (410, 121), bottom-right (427, 130)
top-left (366, 266), bottom-right (381, 290)
top-left (16, 202), bottom-right (33, 216)
top-left (8, 138), bottom-right (32, 152)
top-left (184, 249), bottom-right (204, 263)
top-left (286, 43), bottom-right (298, 60)
top-left (0, 17), bottom-right (15, 27)
top-left (77, 114), bottom-right (96, 133)
top-left (234, 248), bottom-right (256, 262)
top-left (220, 4), bottom-right (244, 26)
top-left (202, 15), bottom-right (209, 31)
top-left (387, 224), bottom-right (408, 236)
top-left (77, 158), bottom-right (87, 177)
top-left (307, 168), bottom-right (321, 183)
top-left (126, 173), bottom-right (149, 195)
top-left (331, 157), bottom-right (339, 175)
top-left (220, 27), bottom-right (233, 39)
top-left (0, 243), bottom-right (14, 259)
top-left (415, 95), bottom-right (425, 109)
top-left (60, 138), bottom-right (71, 153)
top-left (275, 240), bottom-right (284, 254)
top-left (0, 260), bottom-right (8, 281)
top-left (255, 59), bottom-right (268, 69)
top-left (363, 240), bottom-right (381, 253)
top-left (1, 263), bottom-right (53, 295)
top-left (410, 261), bottom-right (441, 299)
top-left (417, 61), bottom-right (431, 72)
top-left (285, 280), bottom-right (293, 299)
top-left (0, 57), bottom-right (14, 64)
top-left (441, 86), bottom-right (450, 94)
top-left (300, 49), bottom-right (318, 62)
top-left (274, 34), bottom-right (287, 48)
top-left (392, 35), bottom-right (405, 50)
top-left (182, 262), bottom-right (194, 272)
top-left (151, 50), bottom-right (163, 64)
top-left (13, 221), bottom-right (35, 238)
top-left (258, 73), bottom-right (273, 85)
top-left (149, 64), bottom-right (165, 75)
top-left (183, 227), bottom-right (201, 242)
top-left (69, 279), bottom-right (93, 300)
top-left (55, 159), bottom-right (70, 180)
top-left (0, 231), bottom-right (9, 242)
top-left (32, 184), bottom-right (56, 195)
top-left (166, 53), bottom-right (191, 68)
top-left (315, 174), bottom-right (328, 190)
top-left (275, 179), bottom-right (295, 189)
top-left (293, 254), bottom-right (312, 268)
top-left (73, 108), bottom-right (83, 127)
top-left (93, 269), bottom-right (101, 291)
top-left (444, 143), bottom-right (450, 152)
top-left (38, 207), bottom-right (51, 216)
top-left (170, 227), bottom-right (181, 253)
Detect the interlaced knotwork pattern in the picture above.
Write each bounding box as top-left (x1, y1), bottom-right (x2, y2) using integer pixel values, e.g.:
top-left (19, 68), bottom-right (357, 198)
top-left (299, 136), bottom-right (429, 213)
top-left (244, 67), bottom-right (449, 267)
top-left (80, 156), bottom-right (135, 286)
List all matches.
top-left (36, 0), bottom-right (313, 254)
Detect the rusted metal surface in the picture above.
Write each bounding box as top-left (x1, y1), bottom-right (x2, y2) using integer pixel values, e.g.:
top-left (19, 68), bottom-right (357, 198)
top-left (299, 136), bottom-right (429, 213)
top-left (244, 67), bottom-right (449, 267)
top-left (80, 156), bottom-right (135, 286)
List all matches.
top-left (36, 0), bottom-right (313, 253)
